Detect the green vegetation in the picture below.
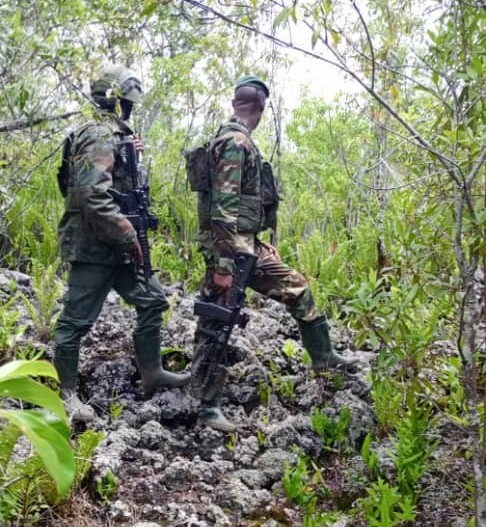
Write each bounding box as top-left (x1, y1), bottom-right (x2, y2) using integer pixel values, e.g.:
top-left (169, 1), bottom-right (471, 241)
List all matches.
top-left (310, 406), bottom-right (351, 454)
top-left (0, 360), bottom-right (101, 524)
top-left (0, 0), bottom-right (483, 524)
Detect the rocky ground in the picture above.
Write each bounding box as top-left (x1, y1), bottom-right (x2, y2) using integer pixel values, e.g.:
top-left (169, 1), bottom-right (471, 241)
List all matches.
top-left (0, 269), bottom-right (475, 527)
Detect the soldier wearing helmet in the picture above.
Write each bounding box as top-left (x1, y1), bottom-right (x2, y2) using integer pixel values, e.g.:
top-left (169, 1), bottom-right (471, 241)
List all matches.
top-left (191, 75), bottom-right (359, 432)
top-left (53, 65), bottom-right (190, 423)
top-left (90, 64), bottom-right (143, 119)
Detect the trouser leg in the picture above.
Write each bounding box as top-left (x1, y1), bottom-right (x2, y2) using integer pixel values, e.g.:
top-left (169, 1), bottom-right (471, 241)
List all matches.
top-left (54, 262), bottom-right (116, 422)
top-left (54, 262), bottom-right (115, 390)
top-left (248, 241), bottom-right (358, 371)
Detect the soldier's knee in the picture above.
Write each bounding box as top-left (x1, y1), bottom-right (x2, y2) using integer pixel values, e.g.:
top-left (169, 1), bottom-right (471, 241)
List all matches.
top-left (55, 316), bottom-right (94, 345)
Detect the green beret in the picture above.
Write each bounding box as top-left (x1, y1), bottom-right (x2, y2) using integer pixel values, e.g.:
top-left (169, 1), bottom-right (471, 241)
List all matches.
top-left (235, 75), bottom-right (270, 97)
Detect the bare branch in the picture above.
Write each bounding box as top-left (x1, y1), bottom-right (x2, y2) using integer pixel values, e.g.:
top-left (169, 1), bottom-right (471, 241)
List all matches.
top-left (350, 0), bottom-right (376, 92)
top-left (0, 111), bottom-right (80, 133)
top-left (466, 147), bottom-right (486, 187)
top-left (183, 0), bottom-right (462, 178)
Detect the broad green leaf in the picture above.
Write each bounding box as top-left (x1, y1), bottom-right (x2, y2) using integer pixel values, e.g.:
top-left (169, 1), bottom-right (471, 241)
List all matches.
top-left (40, 410), bottom-right (71, 440)
top-left (0, 409), bottom-right (75, 496)
top-left (0, 377), bottom-right (67, 421)
top-left (0, 360), bottom-right (59, 382)
top-left (290, 5), bottom-right (298, 23)
top-left (427, 29), bottom-right (438, 44)
top-left (390, 84), bottom-right (399, 102)
top-left (12, 10), bottom-right (24, 40)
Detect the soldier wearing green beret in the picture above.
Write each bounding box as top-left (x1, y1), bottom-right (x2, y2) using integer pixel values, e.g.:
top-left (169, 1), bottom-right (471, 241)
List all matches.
top-left (191, 75), bottom-right (359, 432)
top-left (54, 65), bottom-right (190, 423)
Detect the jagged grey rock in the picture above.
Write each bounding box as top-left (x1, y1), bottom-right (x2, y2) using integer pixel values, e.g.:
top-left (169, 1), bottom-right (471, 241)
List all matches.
top-left (3, 267), bottom-right (475, 527)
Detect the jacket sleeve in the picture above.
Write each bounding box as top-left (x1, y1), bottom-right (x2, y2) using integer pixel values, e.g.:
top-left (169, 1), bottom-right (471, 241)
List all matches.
top-left (210, 133), bottom-right (252, 274)
top-left (72, 125), bottom-right (137, 248)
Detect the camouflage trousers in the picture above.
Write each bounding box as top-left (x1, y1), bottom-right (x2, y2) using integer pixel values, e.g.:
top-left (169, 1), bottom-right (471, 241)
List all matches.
top-left (192, 238), bottom-right (318, 402)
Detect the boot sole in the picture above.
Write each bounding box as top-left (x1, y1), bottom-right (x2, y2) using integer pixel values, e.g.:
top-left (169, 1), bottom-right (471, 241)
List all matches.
top-left (199, 417), bottom-right (237, 433)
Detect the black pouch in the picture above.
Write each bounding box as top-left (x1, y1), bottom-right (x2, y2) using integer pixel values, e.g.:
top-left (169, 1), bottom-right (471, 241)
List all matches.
top-left (56, 132), bottom-right (74, 197)
top-left (184, 143), bottom-right (211, 192)
top-left (261, 161), bottom-right (281, 230)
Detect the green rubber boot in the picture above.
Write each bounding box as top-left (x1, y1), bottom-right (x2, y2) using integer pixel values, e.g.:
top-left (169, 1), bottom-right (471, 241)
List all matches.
top-left (133, 334), bottom-right (190, 395)
top-left (54, 346), bottom-right (96, 423)
top-left (298, 315), bottom-right (359, 372)
top-left (199, 399), bottom-right (237, 433)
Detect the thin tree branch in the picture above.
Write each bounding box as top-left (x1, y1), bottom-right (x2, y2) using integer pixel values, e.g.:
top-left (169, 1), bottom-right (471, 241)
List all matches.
top-left (466, 147), bottom-right (486, 187)
top-left (350, 0), bottom-right (376, 92)
top-left (0, 111), bottom-right (80, 133)
top-left (183, 0), bottom-right (463, 178)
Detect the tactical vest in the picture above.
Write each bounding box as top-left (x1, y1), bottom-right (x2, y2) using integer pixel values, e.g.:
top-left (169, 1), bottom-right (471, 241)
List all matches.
top-left (193, 122), bottom-right (279, 234)
top-left (57, 116), bottom-right (139, 264)
top-left (60, 119), bottom-right (133, 210)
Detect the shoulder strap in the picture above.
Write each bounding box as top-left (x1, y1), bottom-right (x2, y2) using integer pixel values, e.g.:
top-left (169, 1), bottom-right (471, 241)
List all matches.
top-left (56, 132), bottom-right (75, 197)
top-left (212, 121), bottom-right (260, 159)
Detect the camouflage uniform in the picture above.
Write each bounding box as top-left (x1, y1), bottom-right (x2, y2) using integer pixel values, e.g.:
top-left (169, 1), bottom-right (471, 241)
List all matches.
top-left (58, 115), bottom-right (138, 264)
top-left (193, 119), bottom-right (319, 410)
top-left (197, 119), bottom-right (317, 321)
top-left (193, 78), bottom-right (358, 432)
top-left (55, 112), bottom-right (168, 354)
top-left (54, 106), bottom-right (189, 422)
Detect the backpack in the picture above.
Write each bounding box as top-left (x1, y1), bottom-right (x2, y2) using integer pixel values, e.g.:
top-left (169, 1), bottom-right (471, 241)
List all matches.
top-left (184, 125), bottom-right (281, 229)
top-left (184, 142), bottom-right (211, 192)
top-left (56, 132), bottom-right (75, 197)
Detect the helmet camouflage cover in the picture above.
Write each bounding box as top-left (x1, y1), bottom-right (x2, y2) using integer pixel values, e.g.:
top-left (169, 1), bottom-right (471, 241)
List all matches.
top-left (90, 64), bottom-right (143, 103)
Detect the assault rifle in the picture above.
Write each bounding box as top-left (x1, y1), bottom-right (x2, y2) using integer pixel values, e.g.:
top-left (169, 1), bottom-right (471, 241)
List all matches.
top-left (192, 251), bottom-right (258, 396)
top-left (109, 139), bottom-right (158, 284)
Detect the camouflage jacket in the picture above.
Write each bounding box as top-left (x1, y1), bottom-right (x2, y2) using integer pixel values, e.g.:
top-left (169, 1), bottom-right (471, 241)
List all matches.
top-left (198, 119), bottom-right (266, 274)
top-left (58, 112), bottom-right (138, 264)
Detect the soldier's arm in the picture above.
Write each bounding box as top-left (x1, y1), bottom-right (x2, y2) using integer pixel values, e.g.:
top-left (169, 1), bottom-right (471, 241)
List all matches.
top-left (73, 125), bottom-right (137, 249)
top-left (210, 135), bottom-right (251, 275)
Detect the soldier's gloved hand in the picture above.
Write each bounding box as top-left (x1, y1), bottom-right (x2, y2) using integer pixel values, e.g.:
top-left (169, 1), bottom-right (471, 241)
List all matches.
top-left (213, 272), bottom-right (234, 292)
top-left (131, 238), bottom-right (144, 265)
top-left (132, 136), bottom-right (144, 153)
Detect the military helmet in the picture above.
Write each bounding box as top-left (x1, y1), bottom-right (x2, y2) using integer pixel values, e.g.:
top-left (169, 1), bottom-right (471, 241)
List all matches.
top-left (90, 64), bottom-right (143, 103)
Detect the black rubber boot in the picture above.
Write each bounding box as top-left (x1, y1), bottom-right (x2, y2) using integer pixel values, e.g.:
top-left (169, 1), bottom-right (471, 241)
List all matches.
top-left (54, 346), bottom-right (95, 423)
top-left (297, 315), bottom-right (359, 372)
top-left (133, 334), bottom-right (190, 395)
top-left (197, 368), bottom-right (237, 432)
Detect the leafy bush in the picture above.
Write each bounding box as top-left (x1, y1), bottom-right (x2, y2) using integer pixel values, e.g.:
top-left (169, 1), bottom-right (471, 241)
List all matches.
top-left (310, 406), bottom-right (352, 453)
top-left (19, 258), bottom-right (64, 342)
top-left (0, 360), bottom-right (104, 524)
top-left (283, 449), bottom-right (342, 526)
top-left (0, 298), bottom-right (25, 361)
top-left (0, 360), bottom-right (75, 497)
top-left (358, 477), bottom-right (416, 527)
